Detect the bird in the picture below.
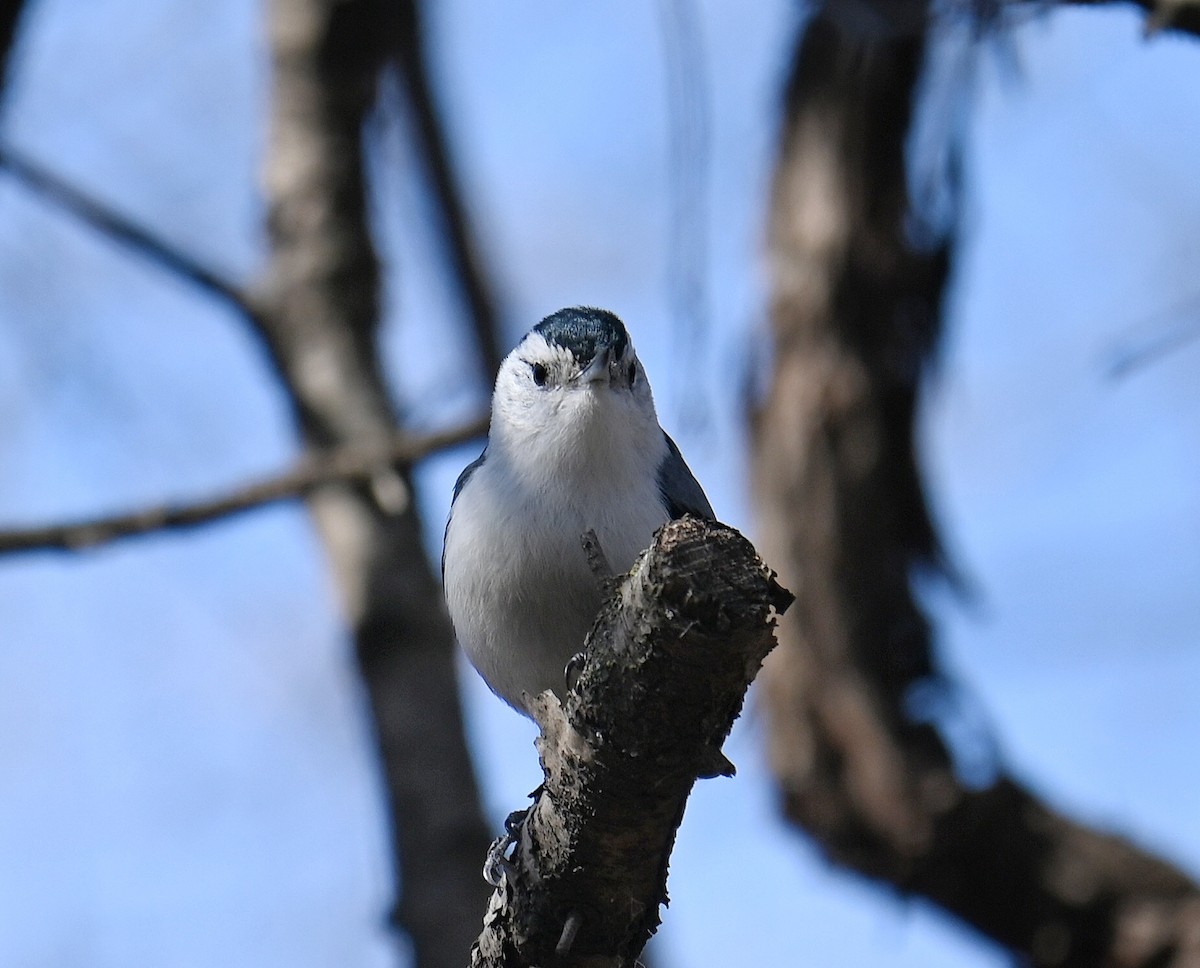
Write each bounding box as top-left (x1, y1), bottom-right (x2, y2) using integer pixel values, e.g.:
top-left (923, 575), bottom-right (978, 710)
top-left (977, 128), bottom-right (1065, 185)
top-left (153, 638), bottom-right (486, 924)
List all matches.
top-left (442, 306), bottom-right (714, 717)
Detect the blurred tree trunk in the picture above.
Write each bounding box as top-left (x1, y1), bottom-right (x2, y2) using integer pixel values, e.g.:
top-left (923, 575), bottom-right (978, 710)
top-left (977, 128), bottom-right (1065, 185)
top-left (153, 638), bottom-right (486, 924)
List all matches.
top-left (257, 1), bottom-right (491, 965)
top-left (751, 6), bottom-right (1200, 967)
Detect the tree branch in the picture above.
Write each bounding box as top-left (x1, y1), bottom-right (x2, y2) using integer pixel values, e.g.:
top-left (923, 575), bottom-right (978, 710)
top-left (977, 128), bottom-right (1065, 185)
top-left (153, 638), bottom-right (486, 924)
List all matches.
top-left (0, 416), bottom-right (487, 555)
top-left (472, 518), bottom-right (793, 968)
top-left (1068, 0), bottom-right (1200, 36)
top-left (820, 0), bottom-right (1200, 40)
top-left (0, 143), bottom-right (260, 324)
top-left (0, 1), bottom-right (29, 108)
top-left (392, 0), bottom-right (505, 382)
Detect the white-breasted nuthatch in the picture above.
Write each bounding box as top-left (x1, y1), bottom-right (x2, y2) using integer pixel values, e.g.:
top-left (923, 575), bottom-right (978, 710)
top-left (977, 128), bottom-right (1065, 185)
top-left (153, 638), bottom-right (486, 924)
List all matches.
top-left (442, 307), bottom-right (714, 716)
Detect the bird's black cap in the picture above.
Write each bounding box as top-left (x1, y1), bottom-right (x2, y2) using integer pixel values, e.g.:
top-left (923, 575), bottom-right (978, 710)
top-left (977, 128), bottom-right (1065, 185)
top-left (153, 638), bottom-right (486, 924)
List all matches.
top-left (533, 307), bottom-right (629, 368)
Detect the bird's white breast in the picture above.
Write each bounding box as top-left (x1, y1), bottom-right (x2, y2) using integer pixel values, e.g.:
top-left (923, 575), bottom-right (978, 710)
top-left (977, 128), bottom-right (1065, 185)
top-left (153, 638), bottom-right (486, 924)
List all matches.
top-left (443, 430), bottom-right (668, 714)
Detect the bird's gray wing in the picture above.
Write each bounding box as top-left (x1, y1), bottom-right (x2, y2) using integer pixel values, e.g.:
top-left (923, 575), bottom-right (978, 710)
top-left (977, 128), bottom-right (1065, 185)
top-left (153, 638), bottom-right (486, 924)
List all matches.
top-left (443, 449), bottom-right (487, 577)
top-left (657, 432), bottom-right (714, 520)
top-left (451, 449), bottom-right (487, 505)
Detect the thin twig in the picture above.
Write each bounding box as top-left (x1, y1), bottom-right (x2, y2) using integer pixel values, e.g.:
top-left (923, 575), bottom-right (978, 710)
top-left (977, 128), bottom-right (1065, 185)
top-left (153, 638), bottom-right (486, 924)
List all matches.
top-left (1072, 0), bottom-right (1200, 37)
top-left (0, 416), bottom-right (487, 555)
top-left (0, 142), bottom-right (259, 323)
top-left (392, 0), bottom-right (505, 382)
top-left (0, 3), bottom-right (28, 100)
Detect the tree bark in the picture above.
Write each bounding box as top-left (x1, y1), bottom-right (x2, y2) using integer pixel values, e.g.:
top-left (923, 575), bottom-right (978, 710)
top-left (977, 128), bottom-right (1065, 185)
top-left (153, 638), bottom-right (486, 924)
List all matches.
top-left (752, 9), bottom-right (1200, 967)
top-left (472, 518), bottom-right (791, 968)
top-left (259, 2), bottom-right (491, 965)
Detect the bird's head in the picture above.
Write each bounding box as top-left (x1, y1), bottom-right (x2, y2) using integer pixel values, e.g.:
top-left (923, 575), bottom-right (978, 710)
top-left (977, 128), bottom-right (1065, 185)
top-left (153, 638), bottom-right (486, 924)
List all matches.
top-left (489, 307), bottom-right (663, 479)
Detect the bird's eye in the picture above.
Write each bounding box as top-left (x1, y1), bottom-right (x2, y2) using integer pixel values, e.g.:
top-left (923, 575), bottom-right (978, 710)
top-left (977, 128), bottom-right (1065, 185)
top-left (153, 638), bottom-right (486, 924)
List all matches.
top-left (627, 361), bottom-right (637, 387)
top-left (531, 362), bottom-right (549, 387)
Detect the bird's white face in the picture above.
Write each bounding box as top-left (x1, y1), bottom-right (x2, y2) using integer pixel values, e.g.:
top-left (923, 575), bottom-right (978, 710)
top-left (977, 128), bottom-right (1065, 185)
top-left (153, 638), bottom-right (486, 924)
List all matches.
top-left (489, 327), bottom-right (664, 487)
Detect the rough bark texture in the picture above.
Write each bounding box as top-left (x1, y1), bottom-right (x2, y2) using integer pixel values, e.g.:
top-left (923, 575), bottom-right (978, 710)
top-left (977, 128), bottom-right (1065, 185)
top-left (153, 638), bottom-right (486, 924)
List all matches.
top-left (752, 9), bottom-right (1200, 968)
top-left (260, 2), bottom-right (491, 966)
top-left (472, 518), bottom-right (792, 968)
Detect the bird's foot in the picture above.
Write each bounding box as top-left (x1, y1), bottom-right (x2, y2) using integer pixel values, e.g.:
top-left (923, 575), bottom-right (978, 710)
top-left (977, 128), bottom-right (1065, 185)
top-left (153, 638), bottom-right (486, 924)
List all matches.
top-left (482, 807), bottom-right (531, 887)
top-left (564, 651), bottom-right (587, 693)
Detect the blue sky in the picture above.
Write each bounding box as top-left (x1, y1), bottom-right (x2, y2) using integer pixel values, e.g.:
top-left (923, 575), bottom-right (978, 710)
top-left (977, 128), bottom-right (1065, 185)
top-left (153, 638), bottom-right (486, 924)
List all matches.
top-left (0, 2), bottom-right (1197, 966)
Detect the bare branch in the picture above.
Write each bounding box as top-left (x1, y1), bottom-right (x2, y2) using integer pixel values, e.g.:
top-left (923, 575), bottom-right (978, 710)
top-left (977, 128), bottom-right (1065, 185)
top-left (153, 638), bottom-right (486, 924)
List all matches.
top-left (820, 0), bottom-right (1200, 39)
top-left (0, 417), bottom-right (486, 555)
top-left (472, 518), bottom-right (792, 968)
top-left (0, 1), bottom-right (29, 108)
top-left (392, 0), bottom-right (505, 382)
top-left (1069, 0), bottom-right (1200, 37)
top-left (0, 142), bottom-right (259, 323)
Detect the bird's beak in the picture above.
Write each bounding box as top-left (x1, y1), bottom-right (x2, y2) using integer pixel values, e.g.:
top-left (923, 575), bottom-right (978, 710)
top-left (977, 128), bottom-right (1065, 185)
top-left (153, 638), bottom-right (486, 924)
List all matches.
top-left (581, 345), bottom-right (614, 385)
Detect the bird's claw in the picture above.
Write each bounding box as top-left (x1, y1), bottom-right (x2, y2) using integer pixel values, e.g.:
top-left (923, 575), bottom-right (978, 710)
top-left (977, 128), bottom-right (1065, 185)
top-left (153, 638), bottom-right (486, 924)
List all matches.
top-left (483, 835), bottom-right (516, 887)
top-left (565, 651), bottom-right (587, 692)
top-left (483, 808), bottom-right (531, 887)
